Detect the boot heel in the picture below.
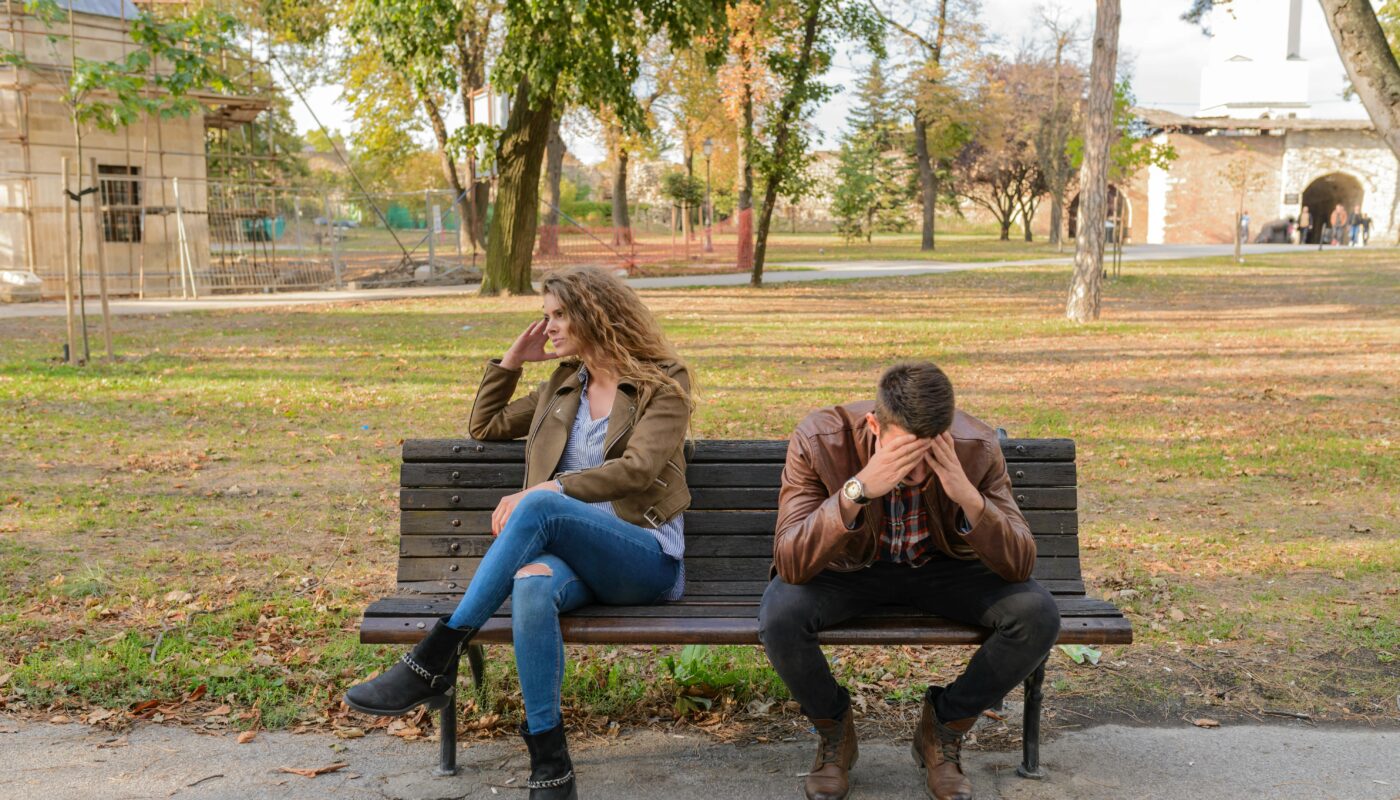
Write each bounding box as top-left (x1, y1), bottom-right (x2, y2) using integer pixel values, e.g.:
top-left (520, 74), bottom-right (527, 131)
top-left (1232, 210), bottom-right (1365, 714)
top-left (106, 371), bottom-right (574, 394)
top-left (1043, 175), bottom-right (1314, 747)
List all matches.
top-left (424, 687), bottom-right (455, 712)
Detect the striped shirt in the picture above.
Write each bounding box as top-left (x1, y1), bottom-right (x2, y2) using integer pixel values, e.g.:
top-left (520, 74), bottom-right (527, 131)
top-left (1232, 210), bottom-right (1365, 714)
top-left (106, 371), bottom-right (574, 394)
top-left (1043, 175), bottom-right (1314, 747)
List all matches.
top-left (554, 367), bottom-right (685, 600)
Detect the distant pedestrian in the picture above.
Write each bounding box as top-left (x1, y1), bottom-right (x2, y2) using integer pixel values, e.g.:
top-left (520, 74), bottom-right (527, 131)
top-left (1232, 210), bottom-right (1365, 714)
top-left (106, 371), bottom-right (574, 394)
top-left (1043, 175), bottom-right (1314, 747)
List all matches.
top-left (1329, 204), bottom-right (1348, 245)
top-left (1349, 206), bottom-right (1363, 247)
top-left (1297, 206), bottom-right (1311, 244)
top-left (1362, 212), bottom-right (1373, 245)
top-left (1240, 210), bottom-right (1251, 244)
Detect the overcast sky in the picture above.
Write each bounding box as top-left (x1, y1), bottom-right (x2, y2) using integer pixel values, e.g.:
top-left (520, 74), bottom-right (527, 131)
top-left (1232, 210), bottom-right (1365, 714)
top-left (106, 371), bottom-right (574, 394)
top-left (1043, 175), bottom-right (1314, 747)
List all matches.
top-left (285, 0), bottom-right (1367, 166)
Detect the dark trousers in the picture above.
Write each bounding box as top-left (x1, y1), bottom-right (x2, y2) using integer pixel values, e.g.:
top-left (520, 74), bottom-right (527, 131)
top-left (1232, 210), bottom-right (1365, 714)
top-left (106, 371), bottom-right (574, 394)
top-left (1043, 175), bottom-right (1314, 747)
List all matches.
top-left (758, 559), bottom-right (1060, 724)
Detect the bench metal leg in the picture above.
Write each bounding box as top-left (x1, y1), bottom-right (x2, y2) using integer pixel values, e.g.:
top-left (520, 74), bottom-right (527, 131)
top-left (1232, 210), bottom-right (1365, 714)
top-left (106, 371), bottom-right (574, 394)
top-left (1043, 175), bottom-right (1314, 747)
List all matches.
top-left (1017, 656), bottom-right (1048, 780)
top-left (435, 687), bottom-right (458, 776)
top-left (466, 644), bottom-right (485, 690)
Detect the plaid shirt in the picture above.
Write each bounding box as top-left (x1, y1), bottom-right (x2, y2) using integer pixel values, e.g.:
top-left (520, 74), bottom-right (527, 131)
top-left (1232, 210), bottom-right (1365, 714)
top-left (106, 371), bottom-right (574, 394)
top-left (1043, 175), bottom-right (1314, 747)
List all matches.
top-left (878, 483), bottom-right (935, 566)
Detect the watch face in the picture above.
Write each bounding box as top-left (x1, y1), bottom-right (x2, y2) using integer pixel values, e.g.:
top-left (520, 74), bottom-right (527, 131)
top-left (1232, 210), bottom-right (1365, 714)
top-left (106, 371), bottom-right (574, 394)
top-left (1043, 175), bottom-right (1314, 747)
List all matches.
top-left (843, 479), bottom-right (862, 501)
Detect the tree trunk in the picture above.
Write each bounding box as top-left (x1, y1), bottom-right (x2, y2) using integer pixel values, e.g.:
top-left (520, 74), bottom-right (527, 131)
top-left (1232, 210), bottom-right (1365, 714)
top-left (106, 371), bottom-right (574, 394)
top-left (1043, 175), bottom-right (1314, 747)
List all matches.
top-left (999, 219), bottom-right (1011, 241)
top-left (752, 0), bottom-right (822, 286)
top-left (1023, 213), bottom-right (1033, 242)
top-left (612, 143), bottom-right (633, 246)
top-left (1066, 0), bottom-right (1120, 323)
top-left (1319, 0), bottom-right (1400, 163)
top-left (538, 115), bottom-right (566, 256)
top-left (914, 113), bottom-right (936, 251)
top-left (420, 91), bottom-right (476, 259)
top-left (736, 90), bottom-right (754, 272)
top-left (481, 81), bottom-right (554, 296)
top-left (1049, 192), bottom-right (1064, 248)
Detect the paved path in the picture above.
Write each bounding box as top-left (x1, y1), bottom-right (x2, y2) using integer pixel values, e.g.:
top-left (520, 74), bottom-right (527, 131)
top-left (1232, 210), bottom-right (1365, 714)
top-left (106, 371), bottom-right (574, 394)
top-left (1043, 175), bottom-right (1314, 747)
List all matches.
top-left (0, 718), bottom-right (1394, 800)
top-left (0, 244), bottom-right (1329, 320)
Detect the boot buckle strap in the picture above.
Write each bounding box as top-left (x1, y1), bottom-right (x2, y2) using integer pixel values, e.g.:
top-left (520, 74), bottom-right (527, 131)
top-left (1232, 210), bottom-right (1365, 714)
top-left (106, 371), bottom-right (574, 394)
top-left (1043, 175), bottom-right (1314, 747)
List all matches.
top-left (526, 771), bottom-right (574, 789)
top-left (399, 652), bottom-right (448, 688)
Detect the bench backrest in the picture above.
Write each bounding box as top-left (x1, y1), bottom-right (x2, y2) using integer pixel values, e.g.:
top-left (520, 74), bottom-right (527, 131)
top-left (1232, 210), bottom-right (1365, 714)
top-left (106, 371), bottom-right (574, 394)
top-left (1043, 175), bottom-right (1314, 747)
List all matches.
top-left (397, 438), bottom-right (1083, 599)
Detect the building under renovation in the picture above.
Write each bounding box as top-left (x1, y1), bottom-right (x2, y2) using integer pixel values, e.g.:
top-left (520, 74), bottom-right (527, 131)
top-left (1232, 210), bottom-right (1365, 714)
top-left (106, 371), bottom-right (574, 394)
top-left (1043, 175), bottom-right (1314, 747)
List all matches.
top-left (0, 0), bottom-right (319, 299)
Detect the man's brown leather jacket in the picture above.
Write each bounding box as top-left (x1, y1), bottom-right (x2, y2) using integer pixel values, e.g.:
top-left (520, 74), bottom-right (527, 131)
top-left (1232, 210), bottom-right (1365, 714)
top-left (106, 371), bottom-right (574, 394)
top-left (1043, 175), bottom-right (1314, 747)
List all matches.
top-left (773, 401), bottom-right (1036, 585)
top-left (468, 358), bottom-right (692, 528)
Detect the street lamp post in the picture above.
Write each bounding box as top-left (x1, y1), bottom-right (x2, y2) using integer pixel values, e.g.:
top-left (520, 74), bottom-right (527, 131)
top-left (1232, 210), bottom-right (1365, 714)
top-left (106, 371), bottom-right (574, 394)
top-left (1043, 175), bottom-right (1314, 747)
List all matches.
top-left (702, 137), bottom-right (714, 253)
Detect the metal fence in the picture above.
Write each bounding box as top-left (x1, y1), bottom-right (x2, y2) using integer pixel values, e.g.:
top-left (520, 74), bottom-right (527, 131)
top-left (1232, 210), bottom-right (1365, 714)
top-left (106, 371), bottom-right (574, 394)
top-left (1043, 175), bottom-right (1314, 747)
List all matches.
top-left (2, 173), bottom-right (755, 300)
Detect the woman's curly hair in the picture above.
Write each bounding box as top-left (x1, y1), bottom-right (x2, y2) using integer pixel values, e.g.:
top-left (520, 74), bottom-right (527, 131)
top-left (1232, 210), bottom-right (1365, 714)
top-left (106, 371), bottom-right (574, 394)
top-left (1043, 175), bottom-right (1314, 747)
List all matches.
top-left (540, 265), bottom-right (693, 409)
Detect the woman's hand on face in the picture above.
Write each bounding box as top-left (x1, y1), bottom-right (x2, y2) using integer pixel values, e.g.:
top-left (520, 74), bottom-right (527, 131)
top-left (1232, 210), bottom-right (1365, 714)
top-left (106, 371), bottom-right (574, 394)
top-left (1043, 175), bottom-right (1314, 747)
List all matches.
top-left (491, 482), bottom-right (560, 536)
top-left (500, 319), bottom-right (558, 370)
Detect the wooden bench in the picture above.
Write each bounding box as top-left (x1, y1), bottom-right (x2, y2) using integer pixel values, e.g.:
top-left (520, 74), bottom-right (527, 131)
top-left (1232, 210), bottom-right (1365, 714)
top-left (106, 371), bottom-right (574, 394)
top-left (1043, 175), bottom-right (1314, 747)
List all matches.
top-left (359, 435), bottom-right (1132, 778)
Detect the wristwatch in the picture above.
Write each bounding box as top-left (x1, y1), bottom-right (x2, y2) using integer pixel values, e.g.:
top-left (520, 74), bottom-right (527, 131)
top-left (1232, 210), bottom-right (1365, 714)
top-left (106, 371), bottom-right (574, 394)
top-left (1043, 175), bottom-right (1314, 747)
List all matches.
top-left (841, 477), bottom-right (870, 505)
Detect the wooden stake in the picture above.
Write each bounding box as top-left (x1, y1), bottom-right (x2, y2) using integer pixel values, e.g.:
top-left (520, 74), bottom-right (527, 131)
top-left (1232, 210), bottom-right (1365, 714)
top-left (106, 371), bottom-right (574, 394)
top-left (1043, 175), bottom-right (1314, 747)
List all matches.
top-left (60, 156), bottom-right (78, 365)
top-left (89, 157), bottom-right (114, 360)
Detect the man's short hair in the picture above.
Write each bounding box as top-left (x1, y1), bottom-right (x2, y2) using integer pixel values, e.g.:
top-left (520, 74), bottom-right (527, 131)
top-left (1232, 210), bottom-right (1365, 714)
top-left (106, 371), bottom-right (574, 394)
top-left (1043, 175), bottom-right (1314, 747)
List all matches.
top-left (874, 361), bottom-right (955, 438)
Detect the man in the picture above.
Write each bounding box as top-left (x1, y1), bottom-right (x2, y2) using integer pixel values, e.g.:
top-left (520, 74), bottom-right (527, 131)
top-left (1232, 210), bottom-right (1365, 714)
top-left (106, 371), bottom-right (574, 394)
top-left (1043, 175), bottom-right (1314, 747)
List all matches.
top-left (1330, 203), bottom-right (1348, 245)
top-left (759, 362), bottom-right (1059, 800)
top-left (1297, 206), bottom-right (1311, 245)
top-left (1349, 206), bottom-right (1363, 247)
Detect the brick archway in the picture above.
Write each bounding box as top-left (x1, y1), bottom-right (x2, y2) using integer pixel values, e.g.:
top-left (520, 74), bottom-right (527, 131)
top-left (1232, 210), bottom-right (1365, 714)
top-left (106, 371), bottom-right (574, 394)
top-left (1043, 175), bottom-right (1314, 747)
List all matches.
top-left (1300, 173), bottom-right (1364, 244)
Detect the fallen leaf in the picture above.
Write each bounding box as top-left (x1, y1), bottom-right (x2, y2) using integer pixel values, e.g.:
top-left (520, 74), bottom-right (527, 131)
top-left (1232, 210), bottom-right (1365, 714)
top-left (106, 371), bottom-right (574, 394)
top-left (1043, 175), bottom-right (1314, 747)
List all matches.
top-left (87, 708), bottom-right (116, 723)
top-left (1348, 523), bottom-right (1373, 533)
top-left (205, 705), bottom-right (232, 717)
top-left (333, 727), bottom-right (365, 740)
top-left (277, 762), bottom-right (349, 778)
top-left (237, 731), bottom-right (257, 744)
top-left (164, 590), bottom-right (194, 604)
top-left (1192, 718), bottom-right (1221, 728)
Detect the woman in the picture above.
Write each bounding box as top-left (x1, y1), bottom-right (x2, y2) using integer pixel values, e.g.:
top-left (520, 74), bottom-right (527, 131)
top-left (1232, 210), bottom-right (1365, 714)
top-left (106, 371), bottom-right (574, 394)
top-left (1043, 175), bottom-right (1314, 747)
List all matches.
top-left (345, 265), bottom-right (693, 799)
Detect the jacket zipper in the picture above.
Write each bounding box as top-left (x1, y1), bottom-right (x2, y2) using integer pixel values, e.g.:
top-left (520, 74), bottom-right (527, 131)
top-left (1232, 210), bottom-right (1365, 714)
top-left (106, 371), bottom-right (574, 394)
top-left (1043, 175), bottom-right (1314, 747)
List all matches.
top-left (602, 402), bottom-right (637, 455)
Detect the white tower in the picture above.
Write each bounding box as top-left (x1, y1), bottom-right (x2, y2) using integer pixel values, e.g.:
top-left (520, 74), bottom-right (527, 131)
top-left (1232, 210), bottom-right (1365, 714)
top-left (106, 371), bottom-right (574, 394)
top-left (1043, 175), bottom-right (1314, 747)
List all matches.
top-left (1198, 0), bottom-right (1311, 118)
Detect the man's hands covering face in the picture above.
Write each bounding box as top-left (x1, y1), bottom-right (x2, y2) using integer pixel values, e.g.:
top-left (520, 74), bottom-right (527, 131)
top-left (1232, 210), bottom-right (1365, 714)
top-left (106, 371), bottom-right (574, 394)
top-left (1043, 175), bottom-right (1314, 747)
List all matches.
top-left (856, 431), bottom-right (930, 498)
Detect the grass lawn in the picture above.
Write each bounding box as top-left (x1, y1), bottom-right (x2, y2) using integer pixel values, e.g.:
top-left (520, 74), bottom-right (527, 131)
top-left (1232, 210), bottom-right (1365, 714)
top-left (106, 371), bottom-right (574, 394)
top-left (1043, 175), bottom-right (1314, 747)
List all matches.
top-left (1, 247), bottom-right (1395, 739)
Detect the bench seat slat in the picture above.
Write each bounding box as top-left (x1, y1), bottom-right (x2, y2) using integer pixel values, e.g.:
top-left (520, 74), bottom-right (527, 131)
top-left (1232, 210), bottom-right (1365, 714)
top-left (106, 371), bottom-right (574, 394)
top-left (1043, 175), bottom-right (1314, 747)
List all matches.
top-left (366, 594), bottom-right (1125, 619)
top-left (393, 577), bottom-right (1091, 596)
top-left (398, 509), bottom-right (1079, 537)
top-left (402, 438), bottom-right (1075, 464)
top-left (396, 555), bottom-right (1085, 583)
top-left (402, 485), bottom-right (1076, 511)
top-left (398, 533), bottom-right (1083, 559)
top-left (401, 462), bottom-right (1077, 491)
top-left (360, 614), bottom-right (1129, 646)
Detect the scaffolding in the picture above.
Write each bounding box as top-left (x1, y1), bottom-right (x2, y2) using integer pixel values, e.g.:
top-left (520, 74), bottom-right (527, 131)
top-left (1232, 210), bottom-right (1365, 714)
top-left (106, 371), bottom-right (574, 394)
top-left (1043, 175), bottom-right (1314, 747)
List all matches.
top-left (0, 0), bottom-right (419, 299)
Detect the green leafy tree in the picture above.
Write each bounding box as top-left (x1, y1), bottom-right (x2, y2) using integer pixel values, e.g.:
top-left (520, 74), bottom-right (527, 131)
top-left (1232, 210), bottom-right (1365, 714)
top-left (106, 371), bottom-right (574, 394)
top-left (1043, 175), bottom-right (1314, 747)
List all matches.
top-left (472, 0), bottom-right (725, 295)
top-left (831, 57), bottom-right (912, 242)
top-left (868, 0), bottom-right (981, 250)
top-left (345, 0), bottom-right (499, 258)
top-left (749, 0), bottom-right (884, 286)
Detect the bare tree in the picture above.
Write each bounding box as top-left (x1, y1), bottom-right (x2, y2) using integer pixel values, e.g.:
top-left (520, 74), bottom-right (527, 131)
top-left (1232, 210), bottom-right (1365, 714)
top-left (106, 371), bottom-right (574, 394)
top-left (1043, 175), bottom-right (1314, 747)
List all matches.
top-left (1220, 142), bottom-right (1267, 263)
top-left (1065, 0), bottom-right (1120, 323)
top-left (1034, 4), bottom-right (1084, 250)
top-left (538, 115), bottom-right (566, 256)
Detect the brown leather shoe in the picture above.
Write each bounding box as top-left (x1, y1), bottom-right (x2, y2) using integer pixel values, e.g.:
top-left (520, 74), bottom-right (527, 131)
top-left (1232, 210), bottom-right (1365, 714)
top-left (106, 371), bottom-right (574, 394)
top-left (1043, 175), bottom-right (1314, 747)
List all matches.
top-left (912, 688), bottom-right (976, 800)
top-left (804, 707), bottom-right (858, 800)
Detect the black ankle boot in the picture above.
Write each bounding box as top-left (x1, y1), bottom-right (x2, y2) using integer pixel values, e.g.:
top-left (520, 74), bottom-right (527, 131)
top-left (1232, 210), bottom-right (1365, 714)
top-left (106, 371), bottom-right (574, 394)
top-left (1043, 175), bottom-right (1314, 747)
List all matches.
top-left (344, 618), bottom-right (475, 715)
top-left (521, 722), bottom-right (578, 799)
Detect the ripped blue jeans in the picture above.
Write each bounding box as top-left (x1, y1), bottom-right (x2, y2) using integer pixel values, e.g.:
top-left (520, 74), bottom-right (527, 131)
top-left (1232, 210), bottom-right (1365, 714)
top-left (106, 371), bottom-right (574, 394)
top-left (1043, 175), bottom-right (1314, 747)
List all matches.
top-left (446, 491), bottom-right (680, 733)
